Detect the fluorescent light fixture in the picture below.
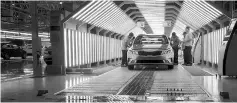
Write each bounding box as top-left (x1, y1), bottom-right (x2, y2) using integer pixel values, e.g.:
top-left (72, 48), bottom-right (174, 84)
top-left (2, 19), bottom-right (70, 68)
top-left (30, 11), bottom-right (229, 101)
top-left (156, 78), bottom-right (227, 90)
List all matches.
top-left (82, 32), bottom-right (84, 65)
top-left (91, 4), bottom-right (116, 28)
top-left (86, 1), bottom-right (110, 24)
top-left (197, 0), bottom-right (222, 15)
top-left (185, 2), bottom-right (215, 23)
top-left (81, 1), bottom-right (105, 21)
top-left (183, 5), bottom-right (209, 25)
top-left (76, 1), bottom-right (100, 20)
top-left (78, 32), bottom-right (81, 65)
top-left (99, 7), bottom-right (121, 30)
top-left (68, 29), bottom-right (71, 67)
top-left (90, 3), bottom-right (114, 25)
top-left (72, 30), bottom-right (75, 66)
top-left (76, 31), bottom-right (78, 66)
top-left (64, 30), bottom-right (68, 68)
top-left (72, 0), bottom-right (96, 18)
top-left (189, 1), bottom-right (216, 19)
top-left (95, 6), bottom-right (117, 30)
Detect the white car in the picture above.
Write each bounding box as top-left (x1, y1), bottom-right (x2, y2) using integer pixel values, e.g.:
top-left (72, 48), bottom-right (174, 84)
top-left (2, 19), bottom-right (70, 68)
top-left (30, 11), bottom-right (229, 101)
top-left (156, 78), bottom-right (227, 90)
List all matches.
top-left (127, 34), bottom-right (174, 70)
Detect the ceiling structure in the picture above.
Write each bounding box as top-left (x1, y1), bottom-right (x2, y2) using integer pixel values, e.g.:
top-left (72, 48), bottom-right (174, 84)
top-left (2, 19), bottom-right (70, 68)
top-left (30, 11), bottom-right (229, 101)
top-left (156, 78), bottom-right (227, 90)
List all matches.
top-left (135, 0), bottom-right (166, 35)
top-left (1, 1), bottom-right (88, 41)
top-left (1, 0), bottom-right (235, 41)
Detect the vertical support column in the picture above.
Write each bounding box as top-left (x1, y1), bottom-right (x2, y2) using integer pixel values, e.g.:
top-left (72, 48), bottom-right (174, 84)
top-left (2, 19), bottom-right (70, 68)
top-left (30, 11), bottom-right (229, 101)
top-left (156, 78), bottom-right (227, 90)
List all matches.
top-left (200, 29), bottom-right (205, 67)
top-left (77, 22), bottom-right (87, 68)
top-left (87, 26), bottom-right (95, 68)
top-left (108, 33), bottom-right (112, 64)
top-left (96, 28), bottom-right (103, 66)
top-left (76, 24), bottom-right (80, 69)
top-left (208, 24), bottom-right (216, 68)
top-left (203, 27), bottom-right (211, 67)
top-left (110, 33), bottom-right (113, 63)
top-left (115, 34), bottom-right (119, 62)
top-left (103, 31), bottom-right (109, 64)
top-left (48, 10), bottom-right (65, 75)
top-left (31, 2), bottom-right (42, 77)
top-left (119, 35), bottom-right (123, 60)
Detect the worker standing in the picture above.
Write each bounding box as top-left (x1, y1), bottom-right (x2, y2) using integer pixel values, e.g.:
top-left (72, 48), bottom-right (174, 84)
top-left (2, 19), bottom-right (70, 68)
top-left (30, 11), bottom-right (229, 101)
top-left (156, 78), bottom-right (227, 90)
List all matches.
top-left (170, 32), bottom-right (181, 65)
top-left (121, 33), bottom-right (134, 67)
top-left (182, 26), bottom-right (194, 66)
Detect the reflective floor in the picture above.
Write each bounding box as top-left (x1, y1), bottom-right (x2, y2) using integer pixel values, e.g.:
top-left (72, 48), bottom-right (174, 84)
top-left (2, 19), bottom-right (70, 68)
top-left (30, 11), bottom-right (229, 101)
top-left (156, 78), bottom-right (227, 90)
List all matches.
top-left (1, 57), bottom-right (35, 82)
top-left (1, 63), bottom-right (237, 102)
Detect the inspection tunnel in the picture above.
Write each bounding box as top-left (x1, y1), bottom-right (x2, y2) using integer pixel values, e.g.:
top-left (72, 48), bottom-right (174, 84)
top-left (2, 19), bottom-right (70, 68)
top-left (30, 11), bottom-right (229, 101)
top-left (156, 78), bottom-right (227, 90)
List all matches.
top-left (1, 0), bottom-right (237, 102)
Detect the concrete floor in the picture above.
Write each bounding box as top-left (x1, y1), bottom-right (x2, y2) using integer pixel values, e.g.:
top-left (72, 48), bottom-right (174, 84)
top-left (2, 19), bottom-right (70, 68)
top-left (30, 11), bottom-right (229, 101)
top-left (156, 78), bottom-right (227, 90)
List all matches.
top-left (1, 63), bottom-right (237, 102)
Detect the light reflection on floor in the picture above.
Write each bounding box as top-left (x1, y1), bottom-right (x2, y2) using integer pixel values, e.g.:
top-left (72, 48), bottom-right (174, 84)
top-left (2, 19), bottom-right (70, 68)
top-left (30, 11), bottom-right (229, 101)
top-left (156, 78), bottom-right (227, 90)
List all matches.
top-left (192, 75), bottom-right (237, 102)
top-left (1, 58), bottom-right (35, 82)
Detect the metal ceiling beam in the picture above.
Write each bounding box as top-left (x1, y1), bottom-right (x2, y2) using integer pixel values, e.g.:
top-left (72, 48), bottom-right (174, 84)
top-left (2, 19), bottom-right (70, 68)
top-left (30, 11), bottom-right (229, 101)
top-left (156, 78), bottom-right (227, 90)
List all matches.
top-left (206, 1), bottom-right (232, 18)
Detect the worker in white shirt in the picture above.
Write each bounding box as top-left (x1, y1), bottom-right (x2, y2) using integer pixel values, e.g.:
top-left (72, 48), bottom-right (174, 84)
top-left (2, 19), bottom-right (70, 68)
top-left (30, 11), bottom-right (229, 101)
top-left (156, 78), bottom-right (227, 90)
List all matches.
top-left (182, 26), bottom-right (194, 66)
top-left (121, 33), bottom-right (134, 67)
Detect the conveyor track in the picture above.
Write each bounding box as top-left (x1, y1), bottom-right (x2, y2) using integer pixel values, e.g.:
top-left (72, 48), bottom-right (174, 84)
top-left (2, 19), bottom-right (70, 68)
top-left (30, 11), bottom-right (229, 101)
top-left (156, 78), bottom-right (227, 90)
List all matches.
top-left (55, 66), bottom-right (214, 102)
top-left (118, 70), bottom-right (154, 95)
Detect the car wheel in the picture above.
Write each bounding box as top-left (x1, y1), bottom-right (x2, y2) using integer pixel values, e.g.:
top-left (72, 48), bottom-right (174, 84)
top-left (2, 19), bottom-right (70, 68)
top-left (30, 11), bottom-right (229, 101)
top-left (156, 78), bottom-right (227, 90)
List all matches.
top-left (4, 54), bottom-right (10, 60)
top-left (128, 65), bottom-right (134, 70)
top-left (22, 53), bottom-right (27, 59)
top-left (168, 65), bottom-right (174, 69)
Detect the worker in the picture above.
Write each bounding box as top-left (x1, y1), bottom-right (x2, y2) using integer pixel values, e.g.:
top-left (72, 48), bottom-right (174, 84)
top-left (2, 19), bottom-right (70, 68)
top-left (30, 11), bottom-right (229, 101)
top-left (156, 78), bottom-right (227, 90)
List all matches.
top-left (121, 33), bottom-right (134, 67)
top-left (170, 32), bottom-right (181, 65)
top-left (182, 26), bottom-right (194, 66)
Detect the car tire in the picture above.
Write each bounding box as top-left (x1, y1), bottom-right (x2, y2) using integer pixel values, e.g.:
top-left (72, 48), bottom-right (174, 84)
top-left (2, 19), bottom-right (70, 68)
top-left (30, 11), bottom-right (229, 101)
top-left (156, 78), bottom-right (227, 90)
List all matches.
top-left (168, 65), bottom-right (174, 69)
top-left (4, 54), bottom-right (10, 60)
top-left (22, 53), bottom-right (27, 59)
top-left (128, 65), bottom-right (134, 70)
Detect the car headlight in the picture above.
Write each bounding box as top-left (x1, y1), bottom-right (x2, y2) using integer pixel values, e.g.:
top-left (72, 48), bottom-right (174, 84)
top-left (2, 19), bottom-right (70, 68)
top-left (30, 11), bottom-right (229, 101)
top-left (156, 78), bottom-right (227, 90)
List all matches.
top-left (161, 49), bottom-right (172, 55)
top-left (133, 51), bottom-right (138, 55)
top-left (129, 50), bottom-right (138, 55)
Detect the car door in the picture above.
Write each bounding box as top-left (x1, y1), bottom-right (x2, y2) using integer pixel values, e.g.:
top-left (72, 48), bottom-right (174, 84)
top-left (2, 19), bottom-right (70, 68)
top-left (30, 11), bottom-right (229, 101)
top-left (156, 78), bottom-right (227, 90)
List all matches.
top-left (4, 44), bottom-right (14, 57)
top-left (12, 45), bottom-right (21, 57)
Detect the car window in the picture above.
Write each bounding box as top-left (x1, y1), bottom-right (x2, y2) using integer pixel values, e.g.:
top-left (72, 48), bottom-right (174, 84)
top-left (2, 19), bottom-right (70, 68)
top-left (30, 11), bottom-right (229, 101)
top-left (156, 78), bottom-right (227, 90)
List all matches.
top-left (2, 44), bottom-right (12, 49)
top-left (134, 35), bottom-right (168, 45)
top-left (12, 45), bottom-right (19, 49)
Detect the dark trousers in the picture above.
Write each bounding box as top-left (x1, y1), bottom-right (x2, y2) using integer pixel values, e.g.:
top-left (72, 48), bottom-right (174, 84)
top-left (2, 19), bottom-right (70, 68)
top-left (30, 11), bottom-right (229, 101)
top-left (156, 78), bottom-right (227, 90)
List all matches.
top-left (172, 46), bottom-right (179, 63)
top-left (121, 50), bottom-right (128, 66)
top-left (183, 46), bottom-right (192, 64)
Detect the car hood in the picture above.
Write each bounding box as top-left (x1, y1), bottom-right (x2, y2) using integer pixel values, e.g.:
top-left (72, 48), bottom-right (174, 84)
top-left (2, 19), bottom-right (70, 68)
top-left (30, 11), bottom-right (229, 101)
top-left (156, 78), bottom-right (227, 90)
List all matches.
top-left (132, 44), bottom-right (170, 51)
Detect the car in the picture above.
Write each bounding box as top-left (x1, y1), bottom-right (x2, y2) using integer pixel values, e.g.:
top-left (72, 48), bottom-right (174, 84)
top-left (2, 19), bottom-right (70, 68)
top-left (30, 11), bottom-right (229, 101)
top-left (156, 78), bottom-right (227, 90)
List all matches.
top-left (1, 43), bottom-right (27, 60)
top-left (127, 34), bottom-right (174, 70)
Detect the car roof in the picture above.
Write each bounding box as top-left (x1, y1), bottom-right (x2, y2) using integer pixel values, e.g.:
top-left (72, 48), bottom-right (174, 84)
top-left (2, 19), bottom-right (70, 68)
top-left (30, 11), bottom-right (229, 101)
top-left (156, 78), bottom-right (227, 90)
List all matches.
top-left (137, 34), bottom-right (168, 37)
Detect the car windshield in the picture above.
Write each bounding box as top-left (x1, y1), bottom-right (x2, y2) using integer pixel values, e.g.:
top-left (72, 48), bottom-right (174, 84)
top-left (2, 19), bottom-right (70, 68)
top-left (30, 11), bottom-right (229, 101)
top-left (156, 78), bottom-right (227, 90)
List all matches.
top-left (133, 35), bottom-right (168, 45)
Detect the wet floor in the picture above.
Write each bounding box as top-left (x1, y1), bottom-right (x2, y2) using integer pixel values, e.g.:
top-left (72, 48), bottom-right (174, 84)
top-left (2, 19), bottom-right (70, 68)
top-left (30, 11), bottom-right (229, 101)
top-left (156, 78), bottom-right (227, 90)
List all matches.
top-left (1, 61), bottom-right (237, 102)
top-left (55, 66), bottom-right (217, 102)
top-left (1, 57), bottom-right (35, 82)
